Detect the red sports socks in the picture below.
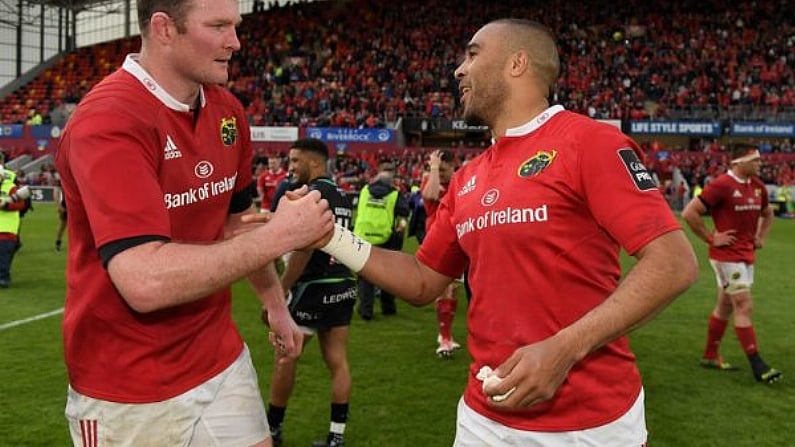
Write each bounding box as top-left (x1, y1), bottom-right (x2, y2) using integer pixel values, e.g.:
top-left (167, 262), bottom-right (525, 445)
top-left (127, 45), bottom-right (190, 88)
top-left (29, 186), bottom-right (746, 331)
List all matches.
top-left (734, 325), bottom-right (759, 356)
top-left (703, 314), bottom-right (729, 359)
top-left (436, 297), bottom-right (457, 341)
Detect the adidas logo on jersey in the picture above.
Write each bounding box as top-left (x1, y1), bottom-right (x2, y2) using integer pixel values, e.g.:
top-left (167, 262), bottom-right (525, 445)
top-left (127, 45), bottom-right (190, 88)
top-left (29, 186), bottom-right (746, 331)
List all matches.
top-left (458, 175), bottom-right (477, 197)
top-left (164, 135), bottom-right (183, 160)
top-left (732, 189), bottom-right (742, 198)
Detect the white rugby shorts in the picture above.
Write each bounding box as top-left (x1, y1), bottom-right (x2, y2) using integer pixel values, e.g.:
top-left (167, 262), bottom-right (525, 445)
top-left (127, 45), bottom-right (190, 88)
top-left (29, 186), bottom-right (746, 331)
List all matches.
top-left (453, 388), bottom-right (647, 447)
top-left (709, 259), bottom-right (754, 294)
top-left (65, 345), bottom-right (269, 447)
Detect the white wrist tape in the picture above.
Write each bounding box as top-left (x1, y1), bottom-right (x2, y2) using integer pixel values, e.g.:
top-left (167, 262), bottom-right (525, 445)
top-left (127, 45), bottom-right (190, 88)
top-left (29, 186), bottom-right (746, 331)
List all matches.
top-left (321, 224), bottom-right (372, 272)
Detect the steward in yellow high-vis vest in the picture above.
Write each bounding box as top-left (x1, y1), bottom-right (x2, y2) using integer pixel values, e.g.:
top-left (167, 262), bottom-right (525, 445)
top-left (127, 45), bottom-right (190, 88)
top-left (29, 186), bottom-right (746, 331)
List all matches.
top-left (352, 162), bottom-right (410, 319)
top-left (0, 167), bottom-right (30, 288)
top-left (354, 184), bottom-right (400, 245)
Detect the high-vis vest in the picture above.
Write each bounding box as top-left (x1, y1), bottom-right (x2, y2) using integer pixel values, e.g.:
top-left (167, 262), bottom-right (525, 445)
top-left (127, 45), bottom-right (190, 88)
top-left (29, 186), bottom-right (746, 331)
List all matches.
top-left (0, 174), bottom-right (21, 235)
top-left (354, 185), bottom-right (398, 245)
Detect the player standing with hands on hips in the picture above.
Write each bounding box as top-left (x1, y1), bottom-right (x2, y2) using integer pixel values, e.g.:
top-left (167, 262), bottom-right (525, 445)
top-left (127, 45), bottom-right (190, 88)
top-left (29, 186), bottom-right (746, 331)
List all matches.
top-left (682, 143), bottom-right (781, 383)
top-left (313, 19), bottom-right (698, 446)
top-left (56, 1), bottom-right (333, 446)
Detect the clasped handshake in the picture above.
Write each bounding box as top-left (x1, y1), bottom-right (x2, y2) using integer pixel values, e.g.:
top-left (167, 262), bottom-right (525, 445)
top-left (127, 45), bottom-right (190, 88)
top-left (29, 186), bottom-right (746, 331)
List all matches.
top-left (241, 185), bottom-right (335, 251)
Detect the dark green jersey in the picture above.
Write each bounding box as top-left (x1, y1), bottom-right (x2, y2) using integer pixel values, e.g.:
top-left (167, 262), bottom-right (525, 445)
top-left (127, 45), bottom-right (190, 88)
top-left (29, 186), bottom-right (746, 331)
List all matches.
top-left (299, 176), bottom-right (354, 281)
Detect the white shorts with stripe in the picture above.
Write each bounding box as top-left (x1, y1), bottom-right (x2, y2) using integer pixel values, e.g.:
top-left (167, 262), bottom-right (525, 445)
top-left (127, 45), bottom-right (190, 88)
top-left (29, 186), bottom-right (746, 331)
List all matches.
top-left (709, 259), bottom-right (754, 294)
top-left (65, 345), bottom-right (269, 447)
top-left (453, 388), bottom-right (647, 447)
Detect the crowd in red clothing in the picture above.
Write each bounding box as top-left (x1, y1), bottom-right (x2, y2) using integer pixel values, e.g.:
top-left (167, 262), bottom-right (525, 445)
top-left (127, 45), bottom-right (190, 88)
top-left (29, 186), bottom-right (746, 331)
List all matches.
top-left (646, 146), bottom-right (795, 189)
top-left (252, 146), bottom-right (480, 207)
top-left (252, 140), bottom-right (794, 215)
top-left (1, 0), bottom-right (793, 128)
top-left (3, 0), bottom-right (795, 210)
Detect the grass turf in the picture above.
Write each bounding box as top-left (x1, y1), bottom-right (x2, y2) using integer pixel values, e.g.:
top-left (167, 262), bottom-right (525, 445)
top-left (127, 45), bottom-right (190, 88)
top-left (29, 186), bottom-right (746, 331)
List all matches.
top-left (1, 202), bottom-right (792, 446)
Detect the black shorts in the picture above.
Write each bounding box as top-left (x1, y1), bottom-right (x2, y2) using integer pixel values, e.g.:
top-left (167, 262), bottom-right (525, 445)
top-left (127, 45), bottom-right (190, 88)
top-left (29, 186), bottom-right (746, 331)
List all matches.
top-left (288, 278), bottom-right (357, 331)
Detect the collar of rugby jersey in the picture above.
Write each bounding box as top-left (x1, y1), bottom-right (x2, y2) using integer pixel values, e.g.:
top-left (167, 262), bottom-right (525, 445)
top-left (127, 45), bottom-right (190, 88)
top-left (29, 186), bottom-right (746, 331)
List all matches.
top-left (504, 104), bottom-right (565, 137)
top-left (122, 53), bottom-right (207, 112)
top-left (727, 168), bottom-right (752, 184)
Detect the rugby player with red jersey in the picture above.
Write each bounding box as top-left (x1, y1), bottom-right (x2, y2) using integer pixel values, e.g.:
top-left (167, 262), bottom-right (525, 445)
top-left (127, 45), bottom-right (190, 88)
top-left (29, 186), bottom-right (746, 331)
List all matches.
top-left (316, 19), bottom-right (697, 446)
top-left (257, 155), bottom-right (288, 210)
top-left (421, 149), bottom-right (463, 358)
top-left (56, 1), bottom-right (333, 445)
top-left (682, 143), bottom-right (781, 383)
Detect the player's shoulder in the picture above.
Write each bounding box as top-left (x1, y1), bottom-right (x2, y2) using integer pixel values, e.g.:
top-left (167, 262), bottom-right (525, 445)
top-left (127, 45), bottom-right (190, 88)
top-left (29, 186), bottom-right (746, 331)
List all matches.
top-left (542, 110), bottom-right (633, 156)
top-left (72, 70), bottom-right (148, 114)
top-left (203, 84), bottom-right (245, 112)
top-left (711, 173), bottom-right (733, 185)
top-left (554, 110), bottom-right (623, 136)
top-left (704, 174), bottom-right (732, 192)
top-left (64, 70), bottom-right (156, 135)
top-left (311, 176), bottom-right (343, 195)
top-left (318, 178), bottom-right (352, 208)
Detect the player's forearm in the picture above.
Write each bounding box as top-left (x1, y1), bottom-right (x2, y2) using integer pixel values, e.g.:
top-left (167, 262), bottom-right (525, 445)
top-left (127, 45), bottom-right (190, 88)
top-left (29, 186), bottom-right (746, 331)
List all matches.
top-left (358, 248), bottom-right (444, 306)
top-left (247, 261), bottom-right (286, 310)
top-left (554, 230), bottom-right (698, 363)
top-left (421, 173), bottom-right (442, 201)
top-left (687, 220), bottom-right (713, 244)
top-left (319, 224), bottom-right (445, 305)
top-left (108, 220), bottom-right (302, 313)
top-left (682, 205), bottom-right (712, 243)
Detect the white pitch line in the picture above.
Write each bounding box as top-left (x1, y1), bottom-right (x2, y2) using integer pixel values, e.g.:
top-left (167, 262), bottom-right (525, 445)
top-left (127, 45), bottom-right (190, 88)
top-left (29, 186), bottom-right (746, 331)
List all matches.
top-left (0, 308), bottom-right (64, 331)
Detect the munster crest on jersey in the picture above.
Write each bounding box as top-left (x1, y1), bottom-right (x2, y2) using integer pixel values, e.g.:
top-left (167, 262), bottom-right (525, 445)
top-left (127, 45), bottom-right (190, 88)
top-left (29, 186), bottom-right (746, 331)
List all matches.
top-left (518, 150), bottom-right (557, 177)
top-left (220, 117), bottom-right (237, 146)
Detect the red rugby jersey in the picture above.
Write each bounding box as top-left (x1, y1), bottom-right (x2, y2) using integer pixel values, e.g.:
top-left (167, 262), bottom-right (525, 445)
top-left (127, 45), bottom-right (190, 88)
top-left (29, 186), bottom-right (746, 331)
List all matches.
top-left (418, 106), bottom-right (680, 431)
top-left (699, 171), bottom-right (768, 264)
top-left (57, 55), bottom-right (252, 403)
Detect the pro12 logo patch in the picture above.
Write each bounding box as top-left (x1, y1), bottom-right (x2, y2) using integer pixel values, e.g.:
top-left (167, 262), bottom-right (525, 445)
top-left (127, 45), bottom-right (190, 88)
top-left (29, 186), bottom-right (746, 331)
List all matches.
top-left (617, 148), bottom-right (657, 191)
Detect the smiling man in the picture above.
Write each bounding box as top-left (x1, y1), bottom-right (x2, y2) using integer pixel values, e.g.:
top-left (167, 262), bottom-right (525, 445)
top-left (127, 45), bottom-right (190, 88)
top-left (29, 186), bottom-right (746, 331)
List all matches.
top-left (56, 1), bottom-right (334, 446)
top-left (316, 19), bottom-right (698, 446)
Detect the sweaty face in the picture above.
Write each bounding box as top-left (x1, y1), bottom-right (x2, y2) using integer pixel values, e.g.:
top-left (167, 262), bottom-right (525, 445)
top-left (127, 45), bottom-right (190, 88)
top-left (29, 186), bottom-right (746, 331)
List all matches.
top-left (171, 0), bottom-right (241, 87)
top-left (454, 24), bottom-right (509, 128)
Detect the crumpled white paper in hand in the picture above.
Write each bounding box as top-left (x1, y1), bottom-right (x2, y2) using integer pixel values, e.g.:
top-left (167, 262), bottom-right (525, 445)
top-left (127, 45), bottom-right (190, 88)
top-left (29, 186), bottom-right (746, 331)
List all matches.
top-left (476, 366), bottom-right (516, 402)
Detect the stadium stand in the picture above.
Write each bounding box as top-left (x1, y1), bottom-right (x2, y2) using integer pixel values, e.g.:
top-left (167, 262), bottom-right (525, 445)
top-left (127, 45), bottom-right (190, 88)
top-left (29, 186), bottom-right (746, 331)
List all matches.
top-left (1, 0), bottom-right (793, 127)
top-left (0, 0), bottom-right (793, 209)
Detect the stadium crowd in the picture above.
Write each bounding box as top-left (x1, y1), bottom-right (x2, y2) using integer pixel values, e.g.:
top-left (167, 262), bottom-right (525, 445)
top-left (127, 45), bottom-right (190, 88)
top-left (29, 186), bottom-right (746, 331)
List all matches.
top-left (1, 0), bottom-right (793, 127)
top-left (0, 0), bottom-right (793, 210)
top-left (250, 140), bottom-right (795, 214)
top-left (2, 139), bottom-right (793, 208)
